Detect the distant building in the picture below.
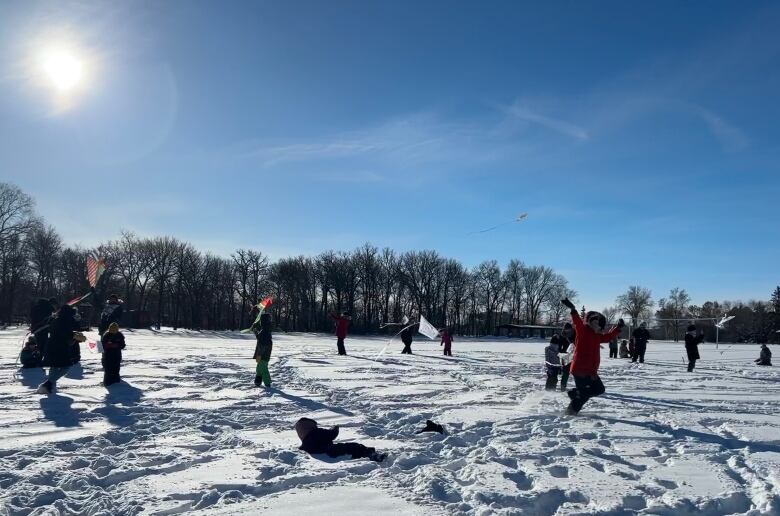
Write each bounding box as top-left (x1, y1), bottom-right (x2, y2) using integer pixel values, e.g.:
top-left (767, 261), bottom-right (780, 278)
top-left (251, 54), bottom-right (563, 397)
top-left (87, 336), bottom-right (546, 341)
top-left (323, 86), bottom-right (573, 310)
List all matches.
top-left (496, 324), bottom-right (559, 339)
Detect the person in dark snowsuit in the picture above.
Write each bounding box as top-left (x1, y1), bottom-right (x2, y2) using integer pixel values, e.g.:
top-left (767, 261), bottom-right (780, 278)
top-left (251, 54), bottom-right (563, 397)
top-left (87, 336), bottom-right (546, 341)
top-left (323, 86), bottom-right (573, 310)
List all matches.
top-left (755, 344), bottom-right (772, 366)
top-left (559, 322), bottom-right (576, 390)
top-left (619, 339), bottom-right (630, 359)
top-left (252, 313), bottom-right (273, 387)
top-left (632, 322), bottom-right (650, 363)
top-left (545, 335), bottom-right (562, 390)
top-left (400, 324), bottom-right (415, 354)
top-left (20, 336), bottom-right (43, 368)
top-left (330, 312), bottom-right (351, 356)
top-left (101, 322), bottom-right (126, 386)
top-left (440, 328), bottom-right (453, 356)
top-left (37, 305), bottom-right (85, 394)
top-left (561, 298), bottom-right (624, 415)
top-left (294, 418), bottom-right (386, 462)
top-left (29, 298), bottom-right (56, 358)
top-left (99, 294), bottom-right (124, 335)
top-left (684, 324), bottom-right (704, 372)
top-left (608, 338), bottom-right (618, 358)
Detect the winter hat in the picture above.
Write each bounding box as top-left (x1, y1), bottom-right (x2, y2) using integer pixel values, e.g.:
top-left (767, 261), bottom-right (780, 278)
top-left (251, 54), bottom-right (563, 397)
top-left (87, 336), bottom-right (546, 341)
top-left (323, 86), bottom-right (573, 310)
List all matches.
top-left (586, 311), bottom-right (606, 330)
top-left (563, 322), bottom-right (573, 331)
top-left (549, 334), bottom-right (561, 345)
top-left (294, 418), bottom-right (317, 440)
top-left (108, 322), bottom-right (119, 333)
top-left (686, 324), bottom-right (696, 332)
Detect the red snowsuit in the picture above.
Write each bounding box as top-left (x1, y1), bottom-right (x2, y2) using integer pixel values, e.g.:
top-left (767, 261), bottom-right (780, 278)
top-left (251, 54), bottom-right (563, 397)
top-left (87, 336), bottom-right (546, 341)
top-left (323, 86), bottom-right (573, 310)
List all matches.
top-left (440, 331), bottom-right (453, 356)
top-left (569, 312), bottom-right (621, 376)
top-left (331, 315), bottom-right (350, 339)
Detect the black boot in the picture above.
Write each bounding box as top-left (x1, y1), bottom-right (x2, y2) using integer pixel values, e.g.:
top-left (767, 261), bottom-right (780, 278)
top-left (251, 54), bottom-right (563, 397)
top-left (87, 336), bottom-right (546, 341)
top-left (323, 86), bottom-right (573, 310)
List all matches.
top-left (254, 375), bottom-right (263, 387)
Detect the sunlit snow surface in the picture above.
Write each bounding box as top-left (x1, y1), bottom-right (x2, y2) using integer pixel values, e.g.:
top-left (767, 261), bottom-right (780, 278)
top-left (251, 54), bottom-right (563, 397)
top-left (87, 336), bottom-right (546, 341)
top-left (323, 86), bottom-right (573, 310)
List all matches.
top-left (1, 327), bottom-right (778, 515)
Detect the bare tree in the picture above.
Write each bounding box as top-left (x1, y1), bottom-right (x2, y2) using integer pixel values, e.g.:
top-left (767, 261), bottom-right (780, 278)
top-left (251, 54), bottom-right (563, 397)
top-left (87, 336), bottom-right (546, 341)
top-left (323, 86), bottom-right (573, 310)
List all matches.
top-left (616, 286), bottom-right (653, 325)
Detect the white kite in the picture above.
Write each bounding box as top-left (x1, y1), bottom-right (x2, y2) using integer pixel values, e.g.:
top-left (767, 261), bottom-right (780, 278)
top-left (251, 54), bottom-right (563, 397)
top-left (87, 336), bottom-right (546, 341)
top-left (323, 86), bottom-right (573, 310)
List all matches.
top-left (468, 213), bottom-right (528, 235)
top-left (418, 315), bottom-right (440, 340)
top-left (715, 315), bottom-right (735, 329)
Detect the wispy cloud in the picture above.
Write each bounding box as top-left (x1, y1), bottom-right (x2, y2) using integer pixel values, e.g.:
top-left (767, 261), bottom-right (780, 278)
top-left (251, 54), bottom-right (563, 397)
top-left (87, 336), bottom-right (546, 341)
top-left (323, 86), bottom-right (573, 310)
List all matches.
top-left (504, 103), bottom-right (589, 141)
top-left (685, 103), bottom-right (749, 152)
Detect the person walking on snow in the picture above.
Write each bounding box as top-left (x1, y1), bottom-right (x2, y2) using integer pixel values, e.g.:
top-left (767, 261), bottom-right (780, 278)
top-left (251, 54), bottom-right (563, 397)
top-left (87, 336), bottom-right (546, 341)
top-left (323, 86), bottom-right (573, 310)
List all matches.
top-left (561, 298), bottom-right (624, 415)
top-left (545, 335), bottom-right (563, 390)
top-left (684, 324), bottom-right (704, 372)
top-left (253, 313), bottom-right (273, 387)
top-left (330, 312), bottom-right (351, 356)
top-left (37, 305), bottom-right (85, 394)
top-left (559, 322), bottom-right (576, 390)
top-left (755, 344), bottom-right (772, 366)
top-left (101, 322), bottom-right (126, 386)
top-left (632, 322), bottom-right (650, 363)
top-left (400, 323), bottom-right (416, 354)
top-left (440, 327), bottom-right (453, 356)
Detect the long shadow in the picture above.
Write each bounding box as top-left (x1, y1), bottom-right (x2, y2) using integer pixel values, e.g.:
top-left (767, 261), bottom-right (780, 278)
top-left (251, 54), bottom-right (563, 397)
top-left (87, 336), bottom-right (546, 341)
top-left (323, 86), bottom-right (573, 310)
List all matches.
top-left (18, 367), bottom-right (46, 388)
top-left (96, 382), bottom-right (145, 427)
top-left (592, 415), bottom-right (780, 454)
top-left (601, 393), bottom-right (707, 411)
top-left (298, 358), bottom-right (334, 365)
top-left (39, 393), bottom-right (81, 427)
top-left (65, 363), bottom-right (85, 380)
top-left (269, 388), bottom-right (354, 417)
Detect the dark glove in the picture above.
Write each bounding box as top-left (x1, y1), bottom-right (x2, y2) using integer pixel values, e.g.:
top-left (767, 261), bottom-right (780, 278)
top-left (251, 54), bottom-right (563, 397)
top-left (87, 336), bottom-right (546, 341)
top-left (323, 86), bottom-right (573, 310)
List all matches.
top-left (561, 298), bottom-right (575, 311)
top-left (617, 318), bottom-right (625, 329)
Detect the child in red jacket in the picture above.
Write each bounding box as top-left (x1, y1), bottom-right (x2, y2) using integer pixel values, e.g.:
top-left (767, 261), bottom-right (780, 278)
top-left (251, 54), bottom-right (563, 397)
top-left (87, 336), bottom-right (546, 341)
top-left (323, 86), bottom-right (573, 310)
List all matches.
top-left (561, 298), bottom-right (624, 415)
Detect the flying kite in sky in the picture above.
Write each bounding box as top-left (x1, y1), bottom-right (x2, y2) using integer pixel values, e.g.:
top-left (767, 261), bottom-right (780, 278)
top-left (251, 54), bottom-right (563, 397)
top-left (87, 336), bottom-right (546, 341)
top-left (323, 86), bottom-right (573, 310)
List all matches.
top-left (468, 213), bottom-right (528, 235)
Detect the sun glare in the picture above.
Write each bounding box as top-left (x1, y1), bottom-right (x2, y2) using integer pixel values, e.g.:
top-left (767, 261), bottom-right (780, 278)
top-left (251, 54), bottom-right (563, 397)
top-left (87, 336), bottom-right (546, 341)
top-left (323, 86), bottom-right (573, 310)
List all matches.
top-left (41, 48), bottom-right (85, 92)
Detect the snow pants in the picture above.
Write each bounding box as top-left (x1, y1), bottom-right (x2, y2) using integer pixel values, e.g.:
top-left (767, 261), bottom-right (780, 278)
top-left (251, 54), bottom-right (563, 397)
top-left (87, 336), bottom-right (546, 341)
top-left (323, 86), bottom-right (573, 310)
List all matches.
top-left (545, 366), bottom-right (561, 390)
top-left (326, 442), bottom-right (376, 460)
top-left (443, 345), bottom-right (452, 356)
top-left (632, 342), bottom-right (646, 363)
top-left (560, 364), bottom-right (570, 390)
top-left (609, 345), bottom-right (618, 358)
top-left (47, 367), bottom-right (70, 387)
top-left (567, 375), bottom-right (605, 413)
top-left (336, 337), bottom-right (347, 356)
top-left (401, 342), bottom-right (412, 354)
top-left (102, 352), bottom-right (122, 386)
top-left (256, 359), bottom-right (271, 386)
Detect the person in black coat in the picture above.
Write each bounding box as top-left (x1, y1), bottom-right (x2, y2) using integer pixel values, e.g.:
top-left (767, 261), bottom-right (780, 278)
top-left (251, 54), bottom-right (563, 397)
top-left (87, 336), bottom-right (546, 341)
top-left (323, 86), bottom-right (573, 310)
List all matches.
top-left (99, 295), bottom-right (124, 335)
top-left (684, 324), bottom-right (704, 372)
top-left (755, 344), bottom-right (772, 366)
top-left (559, 322), bottom-right (576, 390)
top-left (20, 336), bottom-right (43, 368)
top-left (252, 313), bottom-right (273, 387)
top-left (38, 305), bottom-right (85, 394)
top-left (294, 418), bottom-right (386, 462)
top-left (29, 298), bottom-right (57, 358)
top-left (101, 322), bottom-right (126, 386)
top-left (632, 322), bottom-right (651, 363)
top-left (400, 324), bottom-right (415, 354)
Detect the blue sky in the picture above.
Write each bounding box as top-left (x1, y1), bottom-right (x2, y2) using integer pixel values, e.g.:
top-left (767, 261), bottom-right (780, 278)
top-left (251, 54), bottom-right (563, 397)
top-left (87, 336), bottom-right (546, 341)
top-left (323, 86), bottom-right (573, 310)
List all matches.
top-left (1, 0), bottom-right (778, 311)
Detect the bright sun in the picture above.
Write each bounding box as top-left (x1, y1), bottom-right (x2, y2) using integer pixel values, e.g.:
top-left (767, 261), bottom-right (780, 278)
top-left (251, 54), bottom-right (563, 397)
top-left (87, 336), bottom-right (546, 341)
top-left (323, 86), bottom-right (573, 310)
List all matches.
top-left (41, 48), bottom-right (85, 92)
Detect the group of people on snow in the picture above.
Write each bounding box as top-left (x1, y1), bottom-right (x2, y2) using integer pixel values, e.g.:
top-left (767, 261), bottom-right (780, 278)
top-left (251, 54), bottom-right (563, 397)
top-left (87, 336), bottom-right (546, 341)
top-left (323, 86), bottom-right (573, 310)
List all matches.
top-left (22, 294), bottom-right (127, 394)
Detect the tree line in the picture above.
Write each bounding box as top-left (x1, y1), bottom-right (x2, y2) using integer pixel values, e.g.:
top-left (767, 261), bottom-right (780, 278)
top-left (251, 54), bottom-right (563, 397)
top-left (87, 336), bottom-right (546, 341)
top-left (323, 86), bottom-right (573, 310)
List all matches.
top-left (0, 182), bottom-right (577, 334)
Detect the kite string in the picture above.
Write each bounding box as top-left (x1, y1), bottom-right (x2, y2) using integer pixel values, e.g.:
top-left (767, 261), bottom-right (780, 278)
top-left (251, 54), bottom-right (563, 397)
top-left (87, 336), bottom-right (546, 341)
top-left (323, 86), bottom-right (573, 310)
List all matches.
top-left (373, 322), bottom-right (418, 365)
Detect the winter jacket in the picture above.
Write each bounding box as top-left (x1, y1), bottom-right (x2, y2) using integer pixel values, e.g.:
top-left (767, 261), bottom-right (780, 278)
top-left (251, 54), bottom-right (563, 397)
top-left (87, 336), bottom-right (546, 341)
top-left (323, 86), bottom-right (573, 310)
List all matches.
top-left (559, 331), bottom-right (575, 353)
top-left (633, 327), bottom-right (650, 346)
top-left (20, 345), bottom-right (42, 368)
top-left (758, 346), bottom-right (772, 365)
top-left (545, 344), bottom-right (560, 366)
top-left (300, 426), bottom-right (340, 454)
top-left (569, 311), bottom-right (621, 376)
top-left (42, 312), bottom-right (81, 368)
top-left (400, 327), bottom-right (413, 345)
top-left (253, 318), bottom-right (273, 362)
top-left (101, 331), bottom-right (126, 360)
top-left (99, 301), bottom-right (124, 334)
top-left (331, 315), bottom-right (350, 339)
top-left (619, 341), bottom-right (630, 358)
top-left (684, 332), bottom-right (703, 360)
top-left (440, 332), bottom-right (453, 347)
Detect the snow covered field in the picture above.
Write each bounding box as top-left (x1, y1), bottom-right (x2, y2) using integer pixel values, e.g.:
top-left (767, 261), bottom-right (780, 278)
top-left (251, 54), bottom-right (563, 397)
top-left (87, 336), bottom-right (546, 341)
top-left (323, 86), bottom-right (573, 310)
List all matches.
top-left (1, 327), bottom-right (778, 515)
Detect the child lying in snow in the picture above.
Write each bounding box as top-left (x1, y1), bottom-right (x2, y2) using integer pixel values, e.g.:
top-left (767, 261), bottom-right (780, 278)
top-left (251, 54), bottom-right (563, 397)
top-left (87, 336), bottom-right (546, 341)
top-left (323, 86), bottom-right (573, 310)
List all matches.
top-left (294, 418), bottom-right (386, 462)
